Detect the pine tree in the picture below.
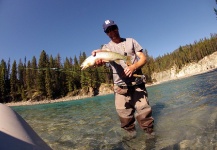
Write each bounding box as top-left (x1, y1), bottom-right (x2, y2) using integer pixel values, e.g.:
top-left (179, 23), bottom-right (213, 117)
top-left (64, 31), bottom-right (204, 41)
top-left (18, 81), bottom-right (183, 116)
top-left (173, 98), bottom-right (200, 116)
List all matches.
top-left (80, 52), bottom-right (88, 88)
top-left (53, 53), bottom-right (66, 97)
top-left (26, 61), bottom-right (31, 91)
top-left (10, 60), bottom-right (18, 101)
top-left (31, 56), bottom-right (38, 87)
top-left (37, 50), bottom-right (48, 97)
top-left (0, 60), bottom-right (7, 102)
top-left (73, 56), bottom-right (81, 89)
top-left (5, 59), bottom-right (11, 100)
top-left (142, 49), bottom-right (153, 82)
top-left (45, 67), bottom-right (53, 99)
top-left (64, 57), bottom-right (73, 92)
top-left (17, 59), bottom-right (26, 100)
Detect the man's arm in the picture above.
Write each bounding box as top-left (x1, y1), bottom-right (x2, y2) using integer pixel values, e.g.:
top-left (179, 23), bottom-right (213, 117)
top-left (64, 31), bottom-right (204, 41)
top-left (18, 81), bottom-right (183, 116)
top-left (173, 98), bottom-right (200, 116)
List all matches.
top-left (124, 51), bottom-right (147, 77)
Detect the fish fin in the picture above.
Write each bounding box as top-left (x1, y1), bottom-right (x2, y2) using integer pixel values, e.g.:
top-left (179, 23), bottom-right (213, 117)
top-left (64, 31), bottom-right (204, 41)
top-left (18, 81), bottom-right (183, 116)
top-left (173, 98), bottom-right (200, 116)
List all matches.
top-left (114, 60), bottom-right (120, 64)
top-left (125, 56), bottom-right (132, 66)
top-left (80, 66), bottom-right (85, 70)
top-left (101, 49), bottom-right (111, 52)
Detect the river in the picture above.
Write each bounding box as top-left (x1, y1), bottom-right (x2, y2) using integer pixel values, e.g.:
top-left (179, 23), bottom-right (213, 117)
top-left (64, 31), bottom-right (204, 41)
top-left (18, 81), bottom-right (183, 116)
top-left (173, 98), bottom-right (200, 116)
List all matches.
top-left (12, 69), bottom-right (217, 150)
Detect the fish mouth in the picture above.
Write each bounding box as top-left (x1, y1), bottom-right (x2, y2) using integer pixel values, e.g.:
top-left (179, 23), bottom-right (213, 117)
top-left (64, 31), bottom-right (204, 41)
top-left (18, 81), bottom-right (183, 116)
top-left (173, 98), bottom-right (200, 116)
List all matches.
top-left (80, 65), bottom-right (84, 70)
top-left (80, 66), bottom-right (86, 70)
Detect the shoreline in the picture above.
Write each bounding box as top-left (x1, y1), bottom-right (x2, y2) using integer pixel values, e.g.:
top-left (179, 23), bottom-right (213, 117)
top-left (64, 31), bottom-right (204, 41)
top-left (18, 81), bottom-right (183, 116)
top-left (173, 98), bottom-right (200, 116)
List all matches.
top-left (5, 92), bottom-right (114, 107)
top-left (4, 67), bottom-right (217, 107)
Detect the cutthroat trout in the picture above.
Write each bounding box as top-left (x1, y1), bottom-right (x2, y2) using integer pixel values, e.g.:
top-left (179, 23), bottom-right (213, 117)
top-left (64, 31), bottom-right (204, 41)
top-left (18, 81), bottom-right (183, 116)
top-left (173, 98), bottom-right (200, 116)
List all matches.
top-left (80, 50), bottom-right (132, 70)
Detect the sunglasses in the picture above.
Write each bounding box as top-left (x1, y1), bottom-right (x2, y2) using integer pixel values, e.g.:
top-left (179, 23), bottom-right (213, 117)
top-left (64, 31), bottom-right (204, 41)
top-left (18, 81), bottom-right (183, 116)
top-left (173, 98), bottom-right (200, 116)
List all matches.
top-left (105, 25), bottom-right (118, 33)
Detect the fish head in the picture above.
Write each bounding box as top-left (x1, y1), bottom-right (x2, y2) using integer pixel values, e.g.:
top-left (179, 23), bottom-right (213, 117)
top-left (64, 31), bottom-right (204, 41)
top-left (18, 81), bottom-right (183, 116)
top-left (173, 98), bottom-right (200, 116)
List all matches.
top-left (80, 64), bottom-right (87, 70)
top-left (80, 57), bottom-right (95, 70)
top-left (80, 62), bottom-right (89, 70)
top-left (80, 64), bottom-right (91, 70)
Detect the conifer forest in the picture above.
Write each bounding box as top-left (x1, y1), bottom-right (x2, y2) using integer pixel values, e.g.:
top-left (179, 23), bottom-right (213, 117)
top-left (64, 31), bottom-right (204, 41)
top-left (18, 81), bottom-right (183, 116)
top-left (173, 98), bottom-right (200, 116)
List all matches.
top-left (0, 34), bottom-right (216, 103)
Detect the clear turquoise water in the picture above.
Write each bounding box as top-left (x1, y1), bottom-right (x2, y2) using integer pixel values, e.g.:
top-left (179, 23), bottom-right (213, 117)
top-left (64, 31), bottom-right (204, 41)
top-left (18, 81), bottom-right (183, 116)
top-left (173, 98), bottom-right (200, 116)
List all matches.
top-left (12, 69), bottom-right (217, 150)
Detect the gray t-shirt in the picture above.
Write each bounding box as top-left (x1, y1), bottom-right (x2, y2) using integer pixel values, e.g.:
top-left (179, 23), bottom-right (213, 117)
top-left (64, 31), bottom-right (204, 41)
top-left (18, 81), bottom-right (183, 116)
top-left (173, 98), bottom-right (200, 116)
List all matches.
top-left (102, 38), bottom-right (144, 86)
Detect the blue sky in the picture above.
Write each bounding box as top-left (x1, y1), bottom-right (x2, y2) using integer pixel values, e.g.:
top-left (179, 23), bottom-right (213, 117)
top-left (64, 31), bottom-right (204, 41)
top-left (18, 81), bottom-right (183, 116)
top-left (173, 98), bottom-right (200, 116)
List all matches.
top-left (0, 0), bottom-right (216, 64)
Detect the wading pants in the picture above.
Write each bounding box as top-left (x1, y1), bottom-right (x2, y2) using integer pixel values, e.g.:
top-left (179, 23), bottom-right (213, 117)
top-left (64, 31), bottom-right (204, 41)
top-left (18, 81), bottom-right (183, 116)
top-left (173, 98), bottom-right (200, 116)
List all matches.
top-left (114, 84), bottom-right (154, 133)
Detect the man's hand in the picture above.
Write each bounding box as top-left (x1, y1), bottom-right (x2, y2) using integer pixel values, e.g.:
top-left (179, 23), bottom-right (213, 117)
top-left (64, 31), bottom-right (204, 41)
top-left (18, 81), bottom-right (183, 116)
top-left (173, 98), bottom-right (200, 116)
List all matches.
top-left (91, 49), bottom-right (102, 56)
top-left (124, 65), bottom-right (136, 77)
top-left (124, 51), bottom-right (146, 77)
top-left (91, 49), bottom-right (105, 66)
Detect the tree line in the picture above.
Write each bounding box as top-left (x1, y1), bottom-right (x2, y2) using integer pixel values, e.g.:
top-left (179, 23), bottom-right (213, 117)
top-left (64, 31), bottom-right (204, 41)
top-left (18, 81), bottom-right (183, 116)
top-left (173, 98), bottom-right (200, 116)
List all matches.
top-left (0, 33), bottom-right (216, 103)
top-left (142, 33), bottom-right (217, 82)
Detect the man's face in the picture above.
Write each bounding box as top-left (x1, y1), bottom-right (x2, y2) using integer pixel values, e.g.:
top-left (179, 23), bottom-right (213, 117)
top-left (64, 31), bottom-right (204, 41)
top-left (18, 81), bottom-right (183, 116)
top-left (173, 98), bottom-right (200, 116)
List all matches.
top-left (105, 25), bottom-right (120, 42)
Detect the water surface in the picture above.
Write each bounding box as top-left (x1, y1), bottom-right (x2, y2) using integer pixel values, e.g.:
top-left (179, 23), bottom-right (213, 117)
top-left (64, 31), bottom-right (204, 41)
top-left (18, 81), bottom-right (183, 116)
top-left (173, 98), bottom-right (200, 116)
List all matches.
top-left (12, 69), bottom-right (217, 149)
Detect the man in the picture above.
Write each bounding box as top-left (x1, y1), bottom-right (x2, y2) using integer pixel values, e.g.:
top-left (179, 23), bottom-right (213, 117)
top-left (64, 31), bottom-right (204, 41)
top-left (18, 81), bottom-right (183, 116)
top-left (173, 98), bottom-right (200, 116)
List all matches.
top-left (92, 20), bottom-right (154, 139)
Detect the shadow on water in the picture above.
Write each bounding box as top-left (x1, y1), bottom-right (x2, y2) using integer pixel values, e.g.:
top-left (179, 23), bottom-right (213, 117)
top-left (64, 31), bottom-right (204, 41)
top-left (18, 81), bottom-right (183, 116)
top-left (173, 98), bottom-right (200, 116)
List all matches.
top-left (152, 102), bottom-right (166, 125)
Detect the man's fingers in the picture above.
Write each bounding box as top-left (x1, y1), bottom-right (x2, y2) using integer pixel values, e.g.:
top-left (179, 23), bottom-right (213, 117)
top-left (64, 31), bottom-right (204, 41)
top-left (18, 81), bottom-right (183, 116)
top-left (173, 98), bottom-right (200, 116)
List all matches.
top-left (95, 59), bottom-right (105, 66)
top-left (92, 49), bottom-right (102, 56)
top-left (124, 67), bottom-right (133, 77)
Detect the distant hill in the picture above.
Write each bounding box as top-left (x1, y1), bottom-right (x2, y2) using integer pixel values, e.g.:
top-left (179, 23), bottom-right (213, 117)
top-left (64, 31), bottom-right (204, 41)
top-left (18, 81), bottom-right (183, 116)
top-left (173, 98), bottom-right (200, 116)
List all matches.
top-left (151, 51), bottom-right (217, 83)
top-left (142, 33), bottom-right (217, 83)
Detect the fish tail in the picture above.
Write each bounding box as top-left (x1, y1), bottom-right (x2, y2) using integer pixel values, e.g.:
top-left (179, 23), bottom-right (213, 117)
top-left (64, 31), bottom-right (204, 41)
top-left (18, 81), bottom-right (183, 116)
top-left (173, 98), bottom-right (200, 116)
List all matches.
top-left (125, 56), bottom-right (132, 66)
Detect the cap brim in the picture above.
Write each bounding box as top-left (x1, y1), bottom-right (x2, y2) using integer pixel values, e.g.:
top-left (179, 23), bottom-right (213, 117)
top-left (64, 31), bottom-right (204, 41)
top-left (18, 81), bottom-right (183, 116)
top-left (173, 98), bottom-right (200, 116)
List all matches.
top-left (104, 23), bottom-right (116, 31)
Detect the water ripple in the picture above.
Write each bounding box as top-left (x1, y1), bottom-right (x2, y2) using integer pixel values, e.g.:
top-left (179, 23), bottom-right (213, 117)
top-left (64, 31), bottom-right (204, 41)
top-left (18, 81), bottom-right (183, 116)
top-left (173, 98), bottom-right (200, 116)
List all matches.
top-left (12, 69), bottom-right (217, 149)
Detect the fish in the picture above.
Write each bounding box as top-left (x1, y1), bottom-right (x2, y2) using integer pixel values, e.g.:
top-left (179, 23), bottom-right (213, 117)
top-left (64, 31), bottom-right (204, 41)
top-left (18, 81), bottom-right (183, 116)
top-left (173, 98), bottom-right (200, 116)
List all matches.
top-left (80, 50), bottom-right (132, 70)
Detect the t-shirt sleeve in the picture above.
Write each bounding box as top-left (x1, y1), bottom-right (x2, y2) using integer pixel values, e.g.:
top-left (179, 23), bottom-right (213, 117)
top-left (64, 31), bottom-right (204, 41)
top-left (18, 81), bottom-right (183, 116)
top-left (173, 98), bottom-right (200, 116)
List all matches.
top-left (101, 44), bottom-right (109, 50)
top-left (132, 38), bottom-right (143, 52)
